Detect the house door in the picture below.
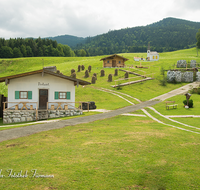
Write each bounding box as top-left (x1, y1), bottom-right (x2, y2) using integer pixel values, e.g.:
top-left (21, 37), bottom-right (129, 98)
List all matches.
top-left (112, 60), bottom-right (116, 67)
top-left (39, 89), bottom-right (48, 109)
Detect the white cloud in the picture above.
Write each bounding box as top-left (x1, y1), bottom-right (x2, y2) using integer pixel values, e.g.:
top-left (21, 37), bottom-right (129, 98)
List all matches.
top-left (0, 0), bottom-right (200, 39)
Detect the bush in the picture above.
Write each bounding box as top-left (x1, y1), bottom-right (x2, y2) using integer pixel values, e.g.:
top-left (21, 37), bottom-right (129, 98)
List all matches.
top-left (88, 65), bottom-right (92, 72)
top-left (100, 69), bottom-right (105, 77)
top-left (77, 65), bottom-right (81, 72)
top-left (114, 69), bottom-right (118, 76)
top-left (84, 70), bottom-right (89, 78)
top-left (71, 69), bottom-right (75, 74)
top-left (183, 99), bottom-right (193, 108)
top-left (108, 74), bottom-right (112, 82)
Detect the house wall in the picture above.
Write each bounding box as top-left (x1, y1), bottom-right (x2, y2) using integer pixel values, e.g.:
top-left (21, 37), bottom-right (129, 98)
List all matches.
top-left (103, 57), bottom-right (125, 67)
top-left (7, 73), bottom-right (75, 109)
top-left (150, 54), bottom-right (159, 61)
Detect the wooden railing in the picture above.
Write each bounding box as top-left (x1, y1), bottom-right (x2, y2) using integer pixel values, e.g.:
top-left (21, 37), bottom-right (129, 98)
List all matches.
top-left (3, 102), bottom-right (39, 121)
top-left (3, 102), bottom-right (38, 111)
top-left (47, 102), bottom-right (91, 112)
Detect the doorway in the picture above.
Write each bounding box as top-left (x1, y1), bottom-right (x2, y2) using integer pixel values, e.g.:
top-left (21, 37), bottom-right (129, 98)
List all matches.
top-left (39, 89), bottom-right (48, 109)
top-left (112, 60), bottom-right (116, 67)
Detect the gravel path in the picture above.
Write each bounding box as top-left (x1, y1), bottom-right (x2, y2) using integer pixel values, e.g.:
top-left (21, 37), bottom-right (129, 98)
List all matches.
top-left (0, 100), bottom-right (160, 142)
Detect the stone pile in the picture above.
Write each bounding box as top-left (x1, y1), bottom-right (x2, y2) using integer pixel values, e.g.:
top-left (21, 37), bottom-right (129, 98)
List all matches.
top-left (190, 60), bottom-right (196, 68)
top-left (177, 60), bottom-right (187, 68)
top-left (167, 71), bottom-right (194, 83)
top-left (196, 72), bottom-right (200, 82)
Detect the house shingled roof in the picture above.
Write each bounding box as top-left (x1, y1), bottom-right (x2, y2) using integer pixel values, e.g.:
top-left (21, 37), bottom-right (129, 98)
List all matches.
top-left (0, 69), bottom-right (91, 86)
top-left (100, 54), bottom-right (129, 61)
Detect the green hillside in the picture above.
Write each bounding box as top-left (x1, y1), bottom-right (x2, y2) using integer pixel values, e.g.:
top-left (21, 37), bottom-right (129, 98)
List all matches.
top-left (47, 35), bottom-right (86, 47)
top-left (1, 48), bottom-right (200, 189)
top-left (0, 48), bottom-right (199, 110)
top-left (74, 17), bottom-right (200, 55)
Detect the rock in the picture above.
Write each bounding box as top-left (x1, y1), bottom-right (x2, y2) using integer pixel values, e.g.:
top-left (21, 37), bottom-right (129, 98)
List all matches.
top-left (196, 72), bottom-right (200, 81)
top-left (190, 60), bottom-right (196, 68)
top-left (21, 117), bottom-right (26, 122)
top-left (13, 118), bottom-right (21, 123)
top-left (177, 60), bottom-right (187, 68)
top-left (49, 114), bottom-right (56, 118)
top-left (26, 117), bottom-right (33, 121)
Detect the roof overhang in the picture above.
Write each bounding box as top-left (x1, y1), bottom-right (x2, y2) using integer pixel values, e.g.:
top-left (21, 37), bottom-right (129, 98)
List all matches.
top-left (100, 54), bottom-right (129, 61)
top-left (0, 69), bottom-right (91, 86)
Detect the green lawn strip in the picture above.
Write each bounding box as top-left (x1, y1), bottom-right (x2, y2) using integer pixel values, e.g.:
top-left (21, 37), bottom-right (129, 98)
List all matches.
top-left (152, 94), bottom-right (200, 115)
top-left (171, 117), bottom-right (200, 127)
top-left (145, 108), bottom-right (200, 134)
top-left (0, 112), bottom-right (99, 131)
top-left (0, 115), bottom-right (200, 189)
top-left (76, 86), bottom-right (131, 110)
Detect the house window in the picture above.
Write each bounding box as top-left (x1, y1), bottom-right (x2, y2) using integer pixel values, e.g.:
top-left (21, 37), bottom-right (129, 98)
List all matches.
top-left (20, 91), bottom-right (28, 99)
top-left (119, 61), bottom-right (121, 63)
top-left (55, 91), bottom-right (70, 100)
top-left (59, 92), bottom-right (66, 99)
top-left (107, 60), bottom-right (109, 63)
top-left (153, 56), bottom-right (155, 59)
top-left (156, 56), bottom-right (158, 59)
top-left (15, 91), bottom-right (32, 99)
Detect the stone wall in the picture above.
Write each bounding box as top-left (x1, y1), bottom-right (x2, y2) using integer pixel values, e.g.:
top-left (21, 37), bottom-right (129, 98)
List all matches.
top-left (3, 110), bottom-right (36, 124)
top-left (167, 71), bottom-right (194, 83)
top-left (48, 109), bottom-right (82, 118)
top-left (3, 109), bottom-right (83, 124)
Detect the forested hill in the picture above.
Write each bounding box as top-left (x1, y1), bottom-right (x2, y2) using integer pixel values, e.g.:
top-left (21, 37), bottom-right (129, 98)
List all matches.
top-left (47, 35), bottom-right (86, 47)
top-left (74, 17), bottom-right (200, 56)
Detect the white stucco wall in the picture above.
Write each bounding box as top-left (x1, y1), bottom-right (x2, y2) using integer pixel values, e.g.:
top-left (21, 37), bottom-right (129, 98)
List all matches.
top-left (7, 73), bottom-right (75, 109)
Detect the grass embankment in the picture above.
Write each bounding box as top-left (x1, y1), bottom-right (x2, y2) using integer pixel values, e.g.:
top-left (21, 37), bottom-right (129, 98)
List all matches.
top-left (0, 115), bottom-right (200, 189)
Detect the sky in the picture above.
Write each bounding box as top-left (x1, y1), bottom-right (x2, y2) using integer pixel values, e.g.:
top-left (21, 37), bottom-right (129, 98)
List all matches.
top-left (0, 0), bottom-right (200, 39)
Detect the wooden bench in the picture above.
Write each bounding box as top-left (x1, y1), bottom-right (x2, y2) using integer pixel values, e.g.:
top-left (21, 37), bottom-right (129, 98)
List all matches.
top-left (166, 101), bottom-right (178, 109)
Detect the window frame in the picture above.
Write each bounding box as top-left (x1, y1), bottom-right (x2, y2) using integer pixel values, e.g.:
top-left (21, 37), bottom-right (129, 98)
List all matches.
top-left (19, 91), bottom-right (28, 99)
top-left (59, 92), bottom-right (66, 99)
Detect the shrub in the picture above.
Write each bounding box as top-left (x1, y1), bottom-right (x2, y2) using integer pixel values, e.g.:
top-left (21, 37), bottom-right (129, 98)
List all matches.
top-left (114, 69), bottom-right (118, 76)
top-left (71, 69), bottom-right (75, 74)
top-left (183, 99), bottom-right (193, 108)
top-left (125, 72), bottom-right (129, 79)
top-left (82, 65), bottom-right (85, 70)
top-left (93, 73), bottom-right (97, 80)
top-left (91, 76), bottom-right (96, 84)
top-left (88, 65), bottom-right (92, 72)
top-left (84, 70), bottom-right (89, 78)
top-left (77, 65), bottom-right (81, 72)
top-left (100, 69), bottom-right (105, 77)
top-left (108, 74), bottom-right (112, 82)
top-left (71, 72), bottom-right (76, 79)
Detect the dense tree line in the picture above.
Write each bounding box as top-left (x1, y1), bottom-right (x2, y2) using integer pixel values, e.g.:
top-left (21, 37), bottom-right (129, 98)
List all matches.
top-left (197, 29), bottom-right (200, 48)
top-left (0, 37), bottom-right (75, 58)
top-left (74, 18), bottom-right (200, 56)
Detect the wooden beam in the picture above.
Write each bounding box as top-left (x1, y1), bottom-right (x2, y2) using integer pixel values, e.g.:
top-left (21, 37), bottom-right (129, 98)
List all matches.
top-left (5, 79), bottom-right (10, 85)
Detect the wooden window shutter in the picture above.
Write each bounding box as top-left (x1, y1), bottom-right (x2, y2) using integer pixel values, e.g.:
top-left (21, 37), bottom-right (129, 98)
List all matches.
top-left (55, 92), bottom-right (59, 99)
top-left (66, 92), bottom-right (70, 100)
top-left (15, 91), bottom-right (20, 99)
top-left (28, 91), bottom-right (32, 99)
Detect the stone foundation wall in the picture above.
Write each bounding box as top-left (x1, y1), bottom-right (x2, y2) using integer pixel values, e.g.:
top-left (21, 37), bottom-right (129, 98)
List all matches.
top-left (3, 110), bottom-right (36, 124)
top-left (48, 109), bottom-right (82, 118)
top-left (3, 109), bottom-right (83, 124)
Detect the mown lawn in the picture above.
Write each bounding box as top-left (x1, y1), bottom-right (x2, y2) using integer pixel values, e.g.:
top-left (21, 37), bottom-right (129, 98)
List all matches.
top-left (0, 115), bottom-right (200, 189)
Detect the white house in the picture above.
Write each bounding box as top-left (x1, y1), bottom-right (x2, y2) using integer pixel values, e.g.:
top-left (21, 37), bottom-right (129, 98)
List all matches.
top-left (0, 66), bottom-right (91, 123)
top-left (147, 45), bottom-right (159, 61)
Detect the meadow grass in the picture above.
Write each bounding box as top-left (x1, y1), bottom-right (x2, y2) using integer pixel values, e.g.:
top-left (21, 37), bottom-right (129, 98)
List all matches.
top-left (0, 115), bottom-right (200, 189)
top-left (0, 48), bottom-right (200, 189)
top-left (152, 94), bottom-right (200, 115)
